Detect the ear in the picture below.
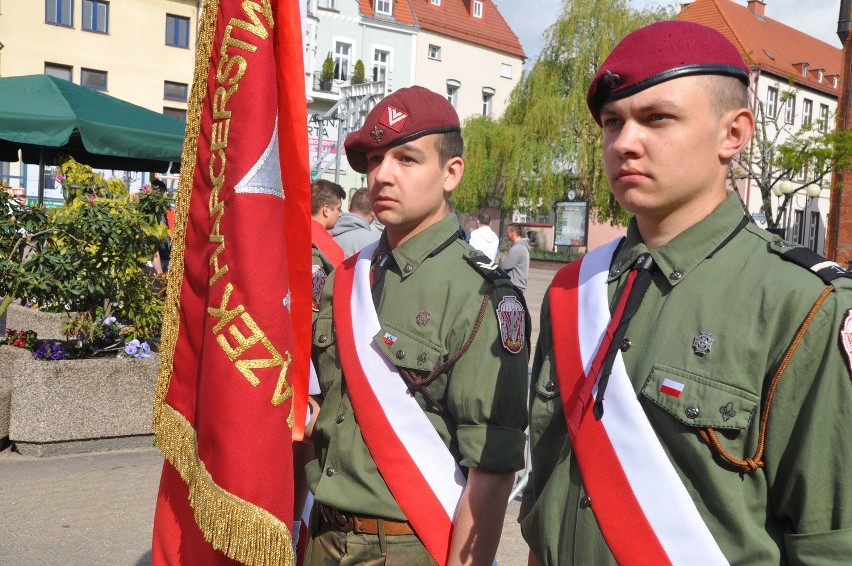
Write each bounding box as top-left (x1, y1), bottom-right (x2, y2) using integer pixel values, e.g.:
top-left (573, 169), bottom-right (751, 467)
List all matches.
top-left (442, 156), bottom-right (465, 194)
top-left (719, 108), bottom-right (754, 160)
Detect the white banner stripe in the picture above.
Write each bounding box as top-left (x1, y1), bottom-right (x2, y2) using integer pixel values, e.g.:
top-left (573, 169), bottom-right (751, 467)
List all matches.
top-left (577, 241), bottom-right (729, 566)
top-left (350, 243), bottom-right (465, 519)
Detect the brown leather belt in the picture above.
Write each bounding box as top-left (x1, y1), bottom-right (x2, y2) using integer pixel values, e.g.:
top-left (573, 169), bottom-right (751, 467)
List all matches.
top-left (316, 503), bottom-right (415, 536)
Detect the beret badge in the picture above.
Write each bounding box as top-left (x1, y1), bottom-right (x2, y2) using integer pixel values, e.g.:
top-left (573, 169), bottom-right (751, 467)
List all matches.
top-left (370, 126), bottom-right (384, 144)
top-left (602, 70), bottom-right (621, 89)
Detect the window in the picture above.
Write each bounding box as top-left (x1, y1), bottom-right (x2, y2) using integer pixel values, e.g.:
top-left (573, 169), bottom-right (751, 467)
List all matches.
top-left (164, 107), bottom-right (187, 121)
top-left (372, 49), bottom-right (390, 83)
top-left (500, 63), bottom-right (512, 79)
top-left (431, 0), bottom-right (441, 4)
top-left (808, 210), bottom-right (820, 252)
top-left (375, 0), bottom-right (391, 15)
top-left (46, 0), bottom-right (73, 27)
top-left (819, 103), bottom-right (830, 133)
top-left (81, 68), bottom-right (107, 90)
top-left (44, 62), bottom-right (73, 81)
top-left (428, 44), bottom-right (441, 60)
top-left (482, 87), bottom-right (494, 117)
top-left (473, 0), bottom-right (483, 18)
top-left (765, 87), bottom-right (778, 118)
top-left (793, 209), bottom-right (805, 245)
top-left (818, 69), bottom-right (824, 82)
top-left (321, 0), bottom-right (337, 8)
top-left (784, 94), bottom-right (795, 125)
top-left (166, 14), bottom-right (190, 48)
top-left (164, 81), bottom-right (189, 102)
top-left (333, 41), bottom-right (352, 80)
top-left (802, 99), bottom-right (813, 128)
top-left (82, 0), bottom-right (108, 33)
top-left (446, 79), bottom-right (460, 108)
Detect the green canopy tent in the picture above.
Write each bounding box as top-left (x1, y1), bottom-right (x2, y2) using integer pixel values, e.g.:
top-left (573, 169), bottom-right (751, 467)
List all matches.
top-left (0, 74), bottom-right (185, 203)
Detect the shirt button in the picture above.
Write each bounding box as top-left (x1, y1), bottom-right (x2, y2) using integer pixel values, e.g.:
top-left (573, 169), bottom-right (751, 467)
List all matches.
top-left (318, 335), bottom-right (327, 344)
top-left (669, 270), bottom-right (683, 281)
top-left (685, 405), bottom-right (700, 419)
top-left (403, 263), bottom-right (413, 273)
top-left (326, 468), bottom-right (336, 477)
top-left (335, 414), bottom-right (345, 424)
top-left (545, 381), bottom-right (555, 392)
top-left (580, 495), bottom-right (592, 509)
top-left (621, 338), bottom-right (631, 352)
top-left (395, 350), bottom-right (405, 359)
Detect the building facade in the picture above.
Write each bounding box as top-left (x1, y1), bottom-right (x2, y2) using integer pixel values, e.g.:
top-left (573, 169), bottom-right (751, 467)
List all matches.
top-left (0, 0), bottom-right (198, 200)
top-left (678, 0), bottom-right (842, 254)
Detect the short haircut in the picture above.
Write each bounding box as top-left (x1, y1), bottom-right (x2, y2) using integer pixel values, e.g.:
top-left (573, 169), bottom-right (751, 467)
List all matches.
top-left (506, 223), bottom-right (523, 237)
top-left (348, 188), bottom-right (372, 215)
top-left (311, 179), bottom-right (346, 215)
top-left (477, 212), bottom-right (491, 225)
top-left (433, 131), bottom-right (464, 168)
top-left (702, 75), bottom-right (749, 118)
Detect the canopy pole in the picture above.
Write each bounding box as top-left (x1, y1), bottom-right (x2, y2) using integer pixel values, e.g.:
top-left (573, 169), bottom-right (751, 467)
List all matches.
top-left (38, 147), bottom-right (45, 206)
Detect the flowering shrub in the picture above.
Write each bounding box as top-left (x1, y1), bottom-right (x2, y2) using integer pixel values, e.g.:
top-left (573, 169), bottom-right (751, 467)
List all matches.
top-left (3, 329), bottom-right (38, 351)
top-left (121, 339), bottom-right (154, 359)
top-left (32, 342), bottom-right (69, 361)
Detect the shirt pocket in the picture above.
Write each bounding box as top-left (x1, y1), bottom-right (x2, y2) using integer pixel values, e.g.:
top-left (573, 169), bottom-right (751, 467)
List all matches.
top-left (373, 321), bottom-right (444, 374)
top-left (641, 364), bottom-right (759, 432)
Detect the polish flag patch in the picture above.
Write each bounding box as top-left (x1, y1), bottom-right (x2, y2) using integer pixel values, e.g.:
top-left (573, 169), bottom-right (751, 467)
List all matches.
top-left (660, 378), bottom-right (685, 398)
top-left (841, 309), bottom-right (852, 377)
top-left (382, 333), bottom-right (398, 346)
top-left (379, 106), bottom-right (409, 132)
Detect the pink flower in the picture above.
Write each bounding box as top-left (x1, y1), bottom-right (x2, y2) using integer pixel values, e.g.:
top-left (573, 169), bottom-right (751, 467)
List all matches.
top-left (88, 194), bottom-right (96, 205)
top-left (141, 184), bottom-right (152, 193)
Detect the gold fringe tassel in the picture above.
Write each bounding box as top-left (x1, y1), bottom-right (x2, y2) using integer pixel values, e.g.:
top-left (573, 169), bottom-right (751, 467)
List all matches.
top-left (153, 1), bottom-right (294, 564)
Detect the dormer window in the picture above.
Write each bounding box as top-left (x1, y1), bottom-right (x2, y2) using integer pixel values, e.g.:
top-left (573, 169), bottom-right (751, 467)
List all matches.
top-left (801, 63), bottom-right (808, 77)
top-left (834, 75), bottom-right (840, 88)
top-left (431, 0), bottom-right (440, 5)
top-left (473, 0), bottom-right (483, 18)
top-left (817, 69), bottom-right (824, 83)
top-left (375, 0), bottom-right (391, 16)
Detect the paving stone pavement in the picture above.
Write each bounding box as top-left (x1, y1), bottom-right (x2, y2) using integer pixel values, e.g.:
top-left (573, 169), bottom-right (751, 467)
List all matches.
top-left (0, 266), bottom-right (559, 566)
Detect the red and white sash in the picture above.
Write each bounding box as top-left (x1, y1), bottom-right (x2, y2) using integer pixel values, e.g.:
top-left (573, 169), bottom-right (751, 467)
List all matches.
top-left (550, 238), bottom-right (728, 566)
top-left (332, 241), bottom-right (465, 565)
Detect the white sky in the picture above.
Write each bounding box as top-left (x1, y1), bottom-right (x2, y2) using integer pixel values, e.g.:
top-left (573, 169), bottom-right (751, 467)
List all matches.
top-left (497, 0), bottom-right (843, 64)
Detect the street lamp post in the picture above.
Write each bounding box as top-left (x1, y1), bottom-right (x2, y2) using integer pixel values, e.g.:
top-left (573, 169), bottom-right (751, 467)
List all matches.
top-left (771, 179), bottom-right (821, 243)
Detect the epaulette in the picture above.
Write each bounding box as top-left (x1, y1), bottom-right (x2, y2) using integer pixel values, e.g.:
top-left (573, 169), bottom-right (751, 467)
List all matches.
top-left (775, 244), bottom-right (852, 285)
top-left (464, 252), bottom-right (511, 282)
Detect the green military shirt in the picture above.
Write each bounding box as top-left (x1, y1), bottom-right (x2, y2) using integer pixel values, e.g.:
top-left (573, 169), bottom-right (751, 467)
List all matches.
top-left (308, 214), bottom-right (529, 520)
top-left (520, 193), bottom-right (852, 564)
top-left (311, 246), bottom-right (334, 320)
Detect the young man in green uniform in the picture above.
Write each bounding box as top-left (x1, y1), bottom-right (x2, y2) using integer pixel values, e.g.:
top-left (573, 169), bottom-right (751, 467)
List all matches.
top-left (520, 21), bottom-right (852, 564)
top-left (305, 86), bottom-right (530, 564)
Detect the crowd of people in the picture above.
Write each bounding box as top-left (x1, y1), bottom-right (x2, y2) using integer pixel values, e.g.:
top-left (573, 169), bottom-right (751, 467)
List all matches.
top-left (294, 20), bottom-right (852, 566)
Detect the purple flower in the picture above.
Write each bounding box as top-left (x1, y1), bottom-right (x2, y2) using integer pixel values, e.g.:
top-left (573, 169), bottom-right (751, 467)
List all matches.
top-left (124, 339), bottom-right (140, 356)
top-left (102, 317), bottom-right (117, 326)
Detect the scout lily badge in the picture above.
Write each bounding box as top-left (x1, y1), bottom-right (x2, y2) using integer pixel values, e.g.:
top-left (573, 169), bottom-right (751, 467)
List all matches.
top-left (311, 265), bottom-right (327, 312)
top-left (497, 296), bottom-right (525, 354)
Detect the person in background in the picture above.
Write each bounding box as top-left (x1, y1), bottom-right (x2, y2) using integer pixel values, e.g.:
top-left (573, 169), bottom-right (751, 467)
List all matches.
top-left (468, 211), bottom-right (499, 261)
top-left (310, 179), bottom-right (345, 292)
top-left (331, 188), bottom-right (379, 258)
top-left (520, 20), bottom-right (852, 565)
top-left (499, 223), bottom-right (530, 292)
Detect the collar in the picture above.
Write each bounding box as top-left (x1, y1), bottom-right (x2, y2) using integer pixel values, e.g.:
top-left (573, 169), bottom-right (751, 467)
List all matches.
top-left (379, 215), bottom-right (461, 280)
top-left (608, 192), bottom-right (747, 287)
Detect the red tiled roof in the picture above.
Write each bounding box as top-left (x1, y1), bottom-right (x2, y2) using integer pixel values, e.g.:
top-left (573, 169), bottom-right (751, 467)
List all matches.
top-left (359, 0), bottom-right (417, 26)
top-left (676, 0), bottom-right (841, 97)
top-left (409, 0), bottom-right (525, 59)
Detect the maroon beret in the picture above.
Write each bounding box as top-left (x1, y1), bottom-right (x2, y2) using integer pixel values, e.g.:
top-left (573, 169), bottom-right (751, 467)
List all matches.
top-left (344, 86), bottom-right (461, 173)
top-left (587, 21), bottom-right (750, 125)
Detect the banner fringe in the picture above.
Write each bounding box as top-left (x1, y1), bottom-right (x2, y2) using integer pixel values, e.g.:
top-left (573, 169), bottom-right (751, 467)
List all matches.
top-left (152, 0), bottom-right (294, 563)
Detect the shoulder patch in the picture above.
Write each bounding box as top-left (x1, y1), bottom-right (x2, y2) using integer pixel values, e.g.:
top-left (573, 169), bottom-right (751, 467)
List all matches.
top-left (464, 252), bottom-right (510, 282)
top-left (776, 245), bottom-right (852, 285)
top-left (311, 264), bottom-right (327, 312)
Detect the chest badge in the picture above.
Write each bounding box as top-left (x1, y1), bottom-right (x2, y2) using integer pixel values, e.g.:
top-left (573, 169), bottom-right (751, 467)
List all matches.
top-left (416, 311), bottom-right (430, 327)
top-left (841, 309), bottom-right (852, 377)
top-left (311, 265), bottom-right (326, 312)
top-left (692, 332), bottom-right (714, 356)
top-left (496, 296), bottom-right (525, 354)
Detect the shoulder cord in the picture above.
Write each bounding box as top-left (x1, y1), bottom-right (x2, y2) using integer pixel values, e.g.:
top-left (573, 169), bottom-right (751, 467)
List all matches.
top-left (397, 293), bottom-right (491, 413)
top-left (698, 284), bottom-right (835, 473)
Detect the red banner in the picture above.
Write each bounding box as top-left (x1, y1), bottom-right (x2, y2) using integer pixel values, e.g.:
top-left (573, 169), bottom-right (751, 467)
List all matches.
top-left (152, 0), bottom-right (311, 563)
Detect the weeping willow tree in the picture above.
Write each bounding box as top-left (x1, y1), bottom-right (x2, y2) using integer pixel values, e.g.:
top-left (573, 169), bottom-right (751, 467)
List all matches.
top-left (458, 0), bottom-right (674, 223)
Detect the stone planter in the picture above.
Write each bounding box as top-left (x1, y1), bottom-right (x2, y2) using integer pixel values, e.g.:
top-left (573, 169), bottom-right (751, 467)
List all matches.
top-left (0, 345), bottom-right (158, 456)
